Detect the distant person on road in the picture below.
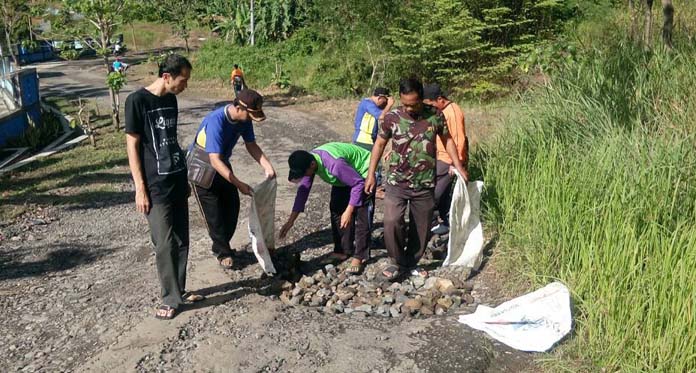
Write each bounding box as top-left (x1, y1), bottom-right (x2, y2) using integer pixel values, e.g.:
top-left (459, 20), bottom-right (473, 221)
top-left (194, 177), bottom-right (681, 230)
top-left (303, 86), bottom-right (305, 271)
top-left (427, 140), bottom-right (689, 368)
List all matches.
top-left (230, 64), bottom-right (246, 98)
top-left (279, 142), bottom-right (373, 274)
top-left (112, 57), bottom-right (128, 74)
top-left (189, 89), bottom-right (275, 271)
top-left (125, 54), bottom-right (204, 320)
top-left (423, 83), bottom-right (468, 235)
top-left (364, 78), bottom-right (467, 281)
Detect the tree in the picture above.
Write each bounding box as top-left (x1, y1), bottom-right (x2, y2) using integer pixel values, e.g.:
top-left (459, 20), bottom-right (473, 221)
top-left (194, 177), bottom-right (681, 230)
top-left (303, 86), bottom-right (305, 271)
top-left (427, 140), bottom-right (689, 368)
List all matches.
top-left (661, 0), bottom-right (674, 49)
top-left (45, 0), bottom-right (136, 130)
top-left (0, 0), bottom-right (30, 66)
top-left (143, 0), bottom-right (199, 54)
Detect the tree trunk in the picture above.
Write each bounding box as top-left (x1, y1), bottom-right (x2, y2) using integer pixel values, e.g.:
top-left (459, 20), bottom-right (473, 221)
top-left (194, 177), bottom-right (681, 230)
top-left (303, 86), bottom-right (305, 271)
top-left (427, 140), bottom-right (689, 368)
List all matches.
top-left (662, 0), bottom-right (674, 50)
top-left (250, 0), bottom-right (255, 46)
top-left (101, 29), bottom-right (120, 130)
top-left (629, 0), bottom-right (639, 42)
top-left (4, 29), bottom-right (18, 67)
top-left (184, 36), bottom-right (190, 54)
top-left (130, 23), bottom-right (138, 52)
top-left (643, 0), bottom-right (654, 48)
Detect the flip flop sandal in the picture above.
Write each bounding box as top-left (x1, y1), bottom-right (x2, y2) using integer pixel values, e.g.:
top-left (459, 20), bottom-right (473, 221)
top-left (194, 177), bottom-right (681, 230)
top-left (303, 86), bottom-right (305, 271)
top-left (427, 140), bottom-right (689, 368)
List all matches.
top-left (218, 256), bottom-right (234, 269)
top-left (346, 258), bottom-right (365, 275)
top-left (155, 305), bottom-right (177, 320)
top-left (182, 292), bottom-right (205, 303)
top-left (382, 265), bottom-right (401, 281)
top-left (410, 267), bottom-right (429, 278)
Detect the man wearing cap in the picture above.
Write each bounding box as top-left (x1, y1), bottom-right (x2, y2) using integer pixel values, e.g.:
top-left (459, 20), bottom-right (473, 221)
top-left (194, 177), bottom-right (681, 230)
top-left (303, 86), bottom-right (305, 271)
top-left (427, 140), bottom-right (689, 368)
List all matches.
top-left (279, 142), bottom-right (372, 274)
top-left (364, 78), bottom-right (467, 281)
top-left (423, 83), bottom-right (469, 235)
top-left (352, 87), bottom-right (394, 237)
top-left (190, 89), bottom-right (276, 270)
top-left (352, 87), bottom-right (394, 149)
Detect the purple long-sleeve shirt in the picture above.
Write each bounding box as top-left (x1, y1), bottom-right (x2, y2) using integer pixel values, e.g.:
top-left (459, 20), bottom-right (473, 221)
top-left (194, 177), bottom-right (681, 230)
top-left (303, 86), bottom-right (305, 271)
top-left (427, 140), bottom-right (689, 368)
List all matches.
top-left (292, 150), bottom-right (366, 213)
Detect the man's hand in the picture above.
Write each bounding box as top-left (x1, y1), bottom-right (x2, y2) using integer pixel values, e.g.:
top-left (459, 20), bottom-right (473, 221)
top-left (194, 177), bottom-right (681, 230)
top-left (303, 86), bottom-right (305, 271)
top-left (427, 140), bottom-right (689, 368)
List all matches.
top-left (265, 167), bottom-right (276, 179)
top-left (135, 187), bottom-right (150, 214)
top-left (279, 221), bottom-right (293, 239)
top-left (340, 209), bottom-right (352, 229)
top-left (387, 96), bottom-right (395, 107)
top-left (364, 175), bottom-right (376, 195)
top-left (237, 182), bottom-right (253, 196)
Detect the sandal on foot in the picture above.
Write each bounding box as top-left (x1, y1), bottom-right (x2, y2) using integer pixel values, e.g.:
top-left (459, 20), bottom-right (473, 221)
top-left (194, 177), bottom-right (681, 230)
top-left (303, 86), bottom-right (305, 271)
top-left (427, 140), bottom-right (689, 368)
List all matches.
top-left (346, 258), bottom-right (365, 275)
top-left (182, 292), bottom-right (205, 303)
top-left (218, 256), bottom-right (234, 269)
top-left (382, 265), bottom-right (401, 281)
top-left (410, 267), bottom-right (428, 278)
top-left (155, 305), bottom-right (177, 320)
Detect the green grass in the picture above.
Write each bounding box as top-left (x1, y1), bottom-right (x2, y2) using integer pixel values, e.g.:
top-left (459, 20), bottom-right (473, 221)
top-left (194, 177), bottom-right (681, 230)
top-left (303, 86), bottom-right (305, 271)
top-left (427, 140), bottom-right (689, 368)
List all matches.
top-left (0, 98), bottom-right (128, 222)
top-left (477, 28), bottom-right (696, 371)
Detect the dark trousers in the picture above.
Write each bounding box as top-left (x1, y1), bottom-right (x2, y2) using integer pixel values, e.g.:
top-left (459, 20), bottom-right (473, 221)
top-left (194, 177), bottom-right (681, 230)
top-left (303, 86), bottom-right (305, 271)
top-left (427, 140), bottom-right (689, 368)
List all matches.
top-left (147, 198), bottom-right (189, 309)
top-left (434, 160), bottom-right (455, 224)
top-left (354, 141), bottom-right (381, 231)
top-left (329, 186), bottom-right (370, 260)
top-left (192, 174), bottom-right (240, 260)
top-left (383, 184), bottom-right (435, 268)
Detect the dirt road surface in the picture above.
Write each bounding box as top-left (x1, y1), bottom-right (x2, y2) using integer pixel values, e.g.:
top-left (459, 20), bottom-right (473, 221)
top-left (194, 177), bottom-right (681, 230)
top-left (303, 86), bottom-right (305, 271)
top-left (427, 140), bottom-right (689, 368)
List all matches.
top-left (0, 58), bottom-right (536, 372)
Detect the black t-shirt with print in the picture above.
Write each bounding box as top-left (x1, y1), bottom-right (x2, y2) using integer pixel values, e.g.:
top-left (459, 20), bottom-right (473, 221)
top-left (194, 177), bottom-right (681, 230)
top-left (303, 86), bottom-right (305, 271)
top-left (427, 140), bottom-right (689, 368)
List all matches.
top-left (125, 88), bottom-right (188, 204)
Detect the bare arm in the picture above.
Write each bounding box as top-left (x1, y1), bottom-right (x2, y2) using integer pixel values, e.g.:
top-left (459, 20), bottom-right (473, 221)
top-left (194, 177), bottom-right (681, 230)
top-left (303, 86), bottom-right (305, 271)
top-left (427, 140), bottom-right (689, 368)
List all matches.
top-left (126, 133), bottom-right (150, 214)
top-left (209, 153), bottom-right (252, 195)
top-left (440, 133), bottom-right (468, 181)
top-left (365, 136), bottom-right (388, 194)
top-left (245, 141), bottom-right (276, 178)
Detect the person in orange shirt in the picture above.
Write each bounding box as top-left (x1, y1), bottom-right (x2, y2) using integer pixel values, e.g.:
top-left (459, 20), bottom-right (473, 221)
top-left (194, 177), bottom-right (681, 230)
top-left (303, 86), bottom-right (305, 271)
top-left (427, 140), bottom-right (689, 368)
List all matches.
top-left (230, 64), bottom-right (246, 98)
top-left (423, 83), bottom-right (469, 235)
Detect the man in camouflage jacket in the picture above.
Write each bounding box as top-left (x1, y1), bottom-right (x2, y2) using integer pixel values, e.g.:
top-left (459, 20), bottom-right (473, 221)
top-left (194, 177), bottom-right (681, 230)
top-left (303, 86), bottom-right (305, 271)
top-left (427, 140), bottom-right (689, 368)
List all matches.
top-left (364, 78), bottom-right (468, 280)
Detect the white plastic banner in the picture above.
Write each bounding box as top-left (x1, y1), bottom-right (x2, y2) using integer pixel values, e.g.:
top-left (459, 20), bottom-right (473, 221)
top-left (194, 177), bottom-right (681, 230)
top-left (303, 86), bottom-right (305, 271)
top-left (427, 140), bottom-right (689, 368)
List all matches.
top-left (458, 282), bottom-right (572, 352)
top-left (443, 174), bottom-right (484, 270)
top-left (247, 178), bottom-right (277, 274)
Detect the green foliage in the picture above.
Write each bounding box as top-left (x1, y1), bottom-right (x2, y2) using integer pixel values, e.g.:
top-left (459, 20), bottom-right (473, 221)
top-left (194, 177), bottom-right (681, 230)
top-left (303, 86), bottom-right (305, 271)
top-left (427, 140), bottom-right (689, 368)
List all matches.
top-left (479, 39), bottom-right (696, 371)
top-left (106, 72), bottom-right (126, 92)
top-left (519, 39), bottom-right (578, 74)
top-left (6, 110), bottom-right (64, 151)
top-left (59, 49), bottom-right (81, 60)
top-left (198, 0), bottom-right (311, 45)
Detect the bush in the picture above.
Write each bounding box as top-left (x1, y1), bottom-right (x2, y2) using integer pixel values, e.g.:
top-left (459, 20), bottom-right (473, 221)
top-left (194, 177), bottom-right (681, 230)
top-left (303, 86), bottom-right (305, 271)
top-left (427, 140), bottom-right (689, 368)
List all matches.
top-left (480, 40), bottom-right (696, 371)
top-left (59, 49), bottom-right (80, 61)
top-left (6, 110), bottom-right (65, 151)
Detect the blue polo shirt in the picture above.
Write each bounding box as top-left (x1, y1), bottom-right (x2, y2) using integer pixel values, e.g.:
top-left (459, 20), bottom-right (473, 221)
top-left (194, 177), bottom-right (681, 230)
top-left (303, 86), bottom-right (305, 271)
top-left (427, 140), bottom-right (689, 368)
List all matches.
top-left (191, 105), bottom-right (255, 160)
top-left (352, 98), bottom-right (384, 145)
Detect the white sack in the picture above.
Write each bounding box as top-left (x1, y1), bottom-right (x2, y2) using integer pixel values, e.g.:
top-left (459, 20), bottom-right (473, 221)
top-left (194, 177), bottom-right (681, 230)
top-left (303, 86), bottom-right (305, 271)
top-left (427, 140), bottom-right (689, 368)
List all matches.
top-left (443, 174), bottom-right (484, 270)
top-left (247, 178), bottom-right (277, 274)
top-left (458, 282), bottom-right (572, 352)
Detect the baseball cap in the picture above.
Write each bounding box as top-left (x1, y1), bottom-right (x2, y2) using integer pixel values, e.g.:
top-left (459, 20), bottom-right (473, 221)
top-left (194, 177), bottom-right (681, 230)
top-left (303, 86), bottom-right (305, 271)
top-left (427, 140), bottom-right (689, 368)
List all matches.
top-left (288, 150), bottom-right (314, 181)
top-left (373, 87), bottom-right (390, 97)
top-left (423, 83), bottom-right (445, 100)
top-left (237, 89), bottom-right (266, 122)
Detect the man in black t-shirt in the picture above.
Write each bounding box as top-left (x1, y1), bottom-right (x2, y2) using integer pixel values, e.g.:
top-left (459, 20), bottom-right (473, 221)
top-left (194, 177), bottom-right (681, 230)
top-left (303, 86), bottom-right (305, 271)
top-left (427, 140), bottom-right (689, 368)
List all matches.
top-left (125, 54), bottom-right (203, 320)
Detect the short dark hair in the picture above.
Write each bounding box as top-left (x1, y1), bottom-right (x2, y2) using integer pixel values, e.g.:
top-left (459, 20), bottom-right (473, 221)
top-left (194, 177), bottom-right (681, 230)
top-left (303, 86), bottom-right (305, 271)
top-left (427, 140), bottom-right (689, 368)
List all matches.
top-left (399, 77), bottom-right (423, 98)
top-left (234, 64), bottom-right (239, 69)
top-left (158, 54), bottom-right (192, 78)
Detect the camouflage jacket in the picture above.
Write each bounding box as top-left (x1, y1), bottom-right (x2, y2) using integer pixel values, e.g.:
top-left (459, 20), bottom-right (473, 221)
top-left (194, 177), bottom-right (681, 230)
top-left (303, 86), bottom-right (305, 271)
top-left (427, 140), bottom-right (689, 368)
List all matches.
top-left (379, 105), bottom-right (447, 190)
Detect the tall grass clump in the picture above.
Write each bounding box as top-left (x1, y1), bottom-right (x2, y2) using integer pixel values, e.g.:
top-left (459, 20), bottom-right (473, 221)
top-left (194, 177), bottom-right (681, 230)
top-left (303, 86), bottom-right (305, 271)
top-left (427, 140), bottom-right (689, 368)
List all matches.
top-left (479, 39), bottom-right (696, 370)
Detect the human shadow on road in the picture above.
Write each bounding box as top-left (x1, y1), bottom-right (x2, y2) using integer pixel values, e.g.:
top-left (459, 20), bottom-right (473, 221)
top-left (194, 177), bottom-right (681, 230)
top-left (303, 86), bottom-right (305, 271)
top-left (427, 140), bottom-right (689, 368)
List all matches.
top-left (0, 244), bottom-right (115, 282)
top-left (181, 276), bottom-right (280, 314)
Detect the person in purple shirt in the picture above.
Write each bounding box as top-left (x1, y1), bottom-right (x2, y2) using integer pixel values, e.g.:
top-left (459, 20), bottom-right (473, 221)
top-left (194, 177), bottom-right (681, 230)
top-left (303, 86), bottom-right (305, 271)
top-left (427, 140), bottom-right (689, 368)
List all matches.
top-left (279, 142), bottom-right (372, 274)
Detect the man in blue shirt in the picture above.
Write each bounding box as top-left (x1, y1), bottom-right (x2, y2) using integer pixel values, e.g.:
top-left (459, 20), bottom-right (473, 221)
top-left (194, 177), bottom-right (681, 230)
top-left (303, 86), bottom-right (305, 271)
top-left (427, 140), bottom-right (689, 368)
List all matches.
top-left (190, 90), bottom-right (276, 270)
top-left (352, 87), bottom-right (394, 149)
top-left (352, 87), bottom-right (393, 243)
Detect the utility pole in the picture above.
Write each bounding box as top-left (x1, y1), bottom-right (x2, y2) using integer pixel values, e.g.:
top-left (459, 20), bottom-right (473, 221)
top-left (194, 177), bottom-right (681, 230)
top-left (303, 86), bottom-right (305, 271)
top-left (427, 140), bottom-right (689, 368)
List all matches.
top-left (250, 0), bottom-right (255, 46)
